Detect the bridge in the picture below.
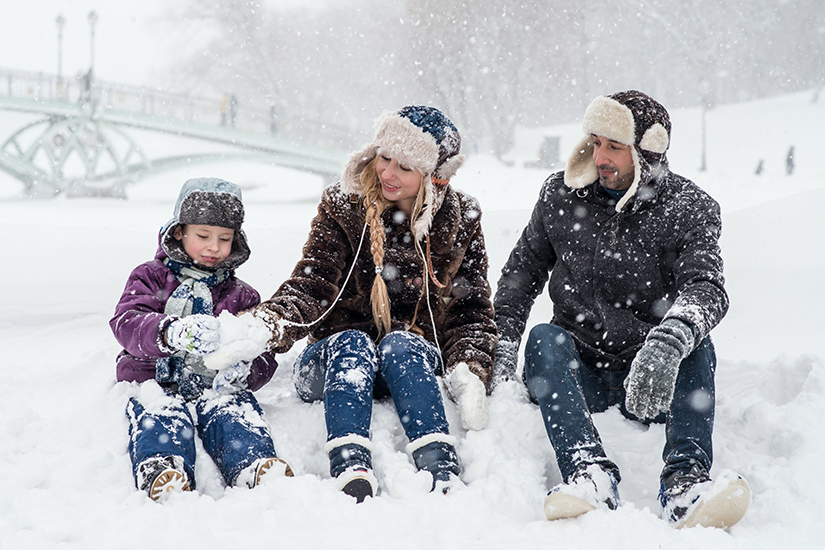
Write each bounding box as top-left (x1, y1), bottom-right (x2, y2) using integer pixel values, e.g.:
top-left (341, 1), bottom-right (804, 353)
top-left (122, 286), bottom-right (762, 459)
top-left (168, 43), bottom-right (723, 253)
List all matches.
top-left (0, 68), bottom-right (351, 196)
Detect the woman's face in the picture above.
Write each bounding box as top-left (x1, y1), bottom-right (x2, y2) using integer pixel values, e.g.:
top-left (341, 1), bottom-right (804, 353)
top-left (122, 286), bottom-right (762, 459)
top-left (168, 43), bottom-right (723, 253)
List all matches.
top-left (376, 154), bottom-right (422, 215)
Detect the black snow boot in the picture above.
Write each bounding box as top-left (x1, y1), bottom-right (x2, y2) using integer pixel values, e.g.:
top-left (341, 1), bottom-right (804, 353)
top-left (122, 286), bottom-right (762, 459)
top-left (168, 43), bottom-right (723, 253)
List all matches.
top-left (411, 440), bottom-right (461, 494)
top-left (328, 440), bottom-right (376, 503)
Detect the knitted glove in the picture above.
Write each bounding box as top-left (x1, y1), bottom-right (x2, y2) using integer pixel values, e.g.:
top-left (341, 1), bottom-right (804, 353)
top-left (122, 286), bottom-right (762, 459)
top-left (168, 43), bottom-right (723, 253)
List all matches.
top-left (492, 339), bottom-right (519, 386)
top-left (624, 319), bottom-right (695, 421)
top-left (165, 314), bottom-right (221, 355)
top-left (445, 362), bottom-right (488, 431)
top-left (212, 361), bottom-right (251, 395)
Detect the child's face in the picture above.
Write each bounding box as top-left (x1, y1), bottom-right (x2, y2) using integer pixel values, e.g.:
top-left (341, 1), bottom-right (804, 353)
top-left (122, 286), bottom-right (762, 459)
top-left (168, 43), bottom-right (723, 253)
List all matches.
top-left (174, 224), bottom-right (235, 267)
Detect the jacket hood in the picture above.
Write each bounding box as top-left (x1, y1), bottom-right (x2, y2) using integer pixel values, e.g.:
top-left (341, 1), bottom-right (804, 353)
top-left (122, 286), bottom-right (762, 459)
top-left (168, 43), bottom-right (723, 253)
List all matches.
top-left (160, 177), bottom-right (251, 270)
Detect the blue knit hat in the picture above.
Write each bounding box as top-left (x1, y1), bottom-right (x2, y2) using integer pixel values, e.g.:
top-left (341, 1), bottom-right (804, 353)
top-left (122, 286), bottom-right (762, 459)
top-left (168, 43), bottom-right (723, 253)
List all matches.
top-left (341, 105), bottom-right (465, 239)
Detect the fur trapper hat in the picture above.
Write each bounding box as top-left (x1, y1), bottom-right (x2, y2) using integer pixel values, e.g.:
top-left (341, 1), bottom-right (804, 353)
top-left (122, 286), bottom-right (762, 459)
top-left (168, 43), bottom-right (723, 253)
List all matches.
top-left (160, 177), bottom-right (251, 269)
top-left (341, 105), bottom-right (465, 239)
top-left (565, 90), bottom-right (671, 212)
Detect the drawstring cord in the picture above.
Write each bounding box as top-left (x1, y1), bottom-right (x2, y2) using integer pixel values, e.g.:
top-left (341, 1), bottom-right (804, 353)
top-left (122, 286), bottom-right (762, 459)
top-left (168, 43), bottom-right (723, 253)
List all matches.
top-left (279, 204), bottom-right (443, 355)
top-left (279, 217), bottom-right (369, 330)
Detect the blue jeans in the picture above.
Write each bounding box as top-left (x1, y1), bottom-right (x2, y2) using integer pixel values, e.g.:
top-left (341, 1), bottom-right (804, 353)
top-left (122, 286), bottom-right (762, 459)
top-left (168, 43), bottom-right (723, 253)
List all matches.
top-left (293, 330), bottom-right (449, 443)
top-left (524, 323), bottom-right (715, 484)
top-left (127, 389), bottom-right (277, 488)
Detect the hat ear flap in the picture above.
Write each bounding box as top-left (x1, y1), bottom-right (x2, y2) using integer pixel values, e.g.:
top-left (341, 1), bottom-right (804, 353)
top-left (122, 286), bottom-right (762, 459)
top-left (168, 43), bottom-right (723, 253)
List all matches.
top-left (564, 135), bottom-right (597, 189)
top-left (639, 122), bottom-right (669, 154)
top-left (434, 153), bottom-right (465, 181)
top-left (341, 143), bottom-right (378, 195)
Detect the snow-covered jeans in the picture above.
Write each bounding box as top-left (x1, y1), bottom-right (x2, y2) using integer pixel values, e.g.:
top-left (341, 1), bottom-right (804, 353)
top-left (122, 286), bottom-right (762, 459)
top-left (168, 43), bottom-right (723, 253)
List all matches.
top-left (523, 323), bottom-right (715, 485)
top-left (293, 330), bottom-right (449, 444)
top-left (126, 388), bottom-right (277, 489)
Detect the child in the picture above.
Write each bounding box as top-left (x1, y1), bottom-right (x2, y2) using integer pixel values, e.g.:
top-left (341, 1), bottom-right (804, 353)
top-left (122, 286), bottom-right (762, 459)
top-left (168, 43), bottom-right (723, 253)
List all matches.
top-left (250, 106), bottom-right (497, 501)
top-left (110, 177), bottom-right (292, 501)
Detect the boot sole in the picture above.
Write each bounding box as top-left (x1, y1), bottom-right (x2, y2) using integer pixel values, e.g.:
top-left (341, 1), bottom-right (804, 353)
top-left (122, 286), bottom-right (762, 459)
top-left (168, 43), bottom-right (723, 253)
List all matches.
top-left (678, 478), bottom-right (751, 530)
top-left (544, 492), bottom-right (596, 521)
top-left (341, 470), bottom-right (375, 504)
top-left (254, 457), bottom-right (294, 487)
top-left (149, 469), bottom-right (191, 501)
top-left (342, 477), bottom-right (374, 503)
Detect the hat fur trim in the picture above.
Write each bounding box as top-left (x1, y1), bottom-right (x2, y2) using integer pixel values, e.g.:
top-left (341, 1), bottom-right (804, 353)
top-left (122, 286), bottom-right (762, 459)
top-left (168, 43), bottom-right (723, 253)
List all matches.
top-left (582, 96), bottom-right (636, 146)
top-left (374, 111), bottom-right (440, 175)
top-left (639, 122), bottom-right (669, 153)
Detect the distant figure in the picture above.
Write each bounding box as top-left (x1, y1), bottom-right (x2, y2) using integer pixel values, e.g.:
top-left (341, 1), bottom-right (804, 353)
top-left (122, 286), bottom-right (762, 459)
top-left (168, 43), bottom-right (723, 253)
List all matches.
top-left (270, 105), bottom-right (277, 134)
top-left (755, 159), bottom-right (764, 175)
top-left (786, 146), bottom-right (795, 175)
top-left (219, 94), bottom-right (228, 126)
top-left (229, 94), bottom-right (238, 127)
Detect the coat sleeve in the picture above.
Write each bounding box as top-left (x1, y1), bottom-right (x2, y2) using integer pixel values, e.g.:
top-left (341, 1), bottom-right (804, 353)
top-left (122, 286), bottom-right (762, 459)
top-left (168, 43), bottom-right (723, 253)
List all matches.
top-left (493, 179), bottom-right (558, 350)
top-left (256, 195), bottom-right (354, 352)
top-left (439, 213), bottom-right (497, 390)
top-left (664, 195), bottom-right (729, 345)
top-left (109, 263), bottom-right (176, 360)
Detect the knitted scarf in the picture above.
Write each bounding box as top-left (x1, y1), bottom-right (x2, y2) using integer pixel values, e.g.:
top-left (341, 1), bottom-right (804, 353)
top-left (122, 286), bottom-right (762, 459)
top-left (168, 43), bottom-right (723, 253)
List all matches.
top-left (156, 258), bottom-right (230, 399)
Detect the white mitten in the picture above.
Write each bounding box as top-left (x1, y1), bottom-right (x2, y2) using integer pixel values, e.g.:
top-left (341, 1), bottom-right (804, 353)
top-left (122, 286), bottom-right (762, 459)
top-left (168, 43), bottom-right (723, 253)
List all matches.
top-left (165, 314), bottom-right (220, 355)
top-left (445, 362), bottom-right (488, 431)
top-left (212, 361), bottom-right (251, 395)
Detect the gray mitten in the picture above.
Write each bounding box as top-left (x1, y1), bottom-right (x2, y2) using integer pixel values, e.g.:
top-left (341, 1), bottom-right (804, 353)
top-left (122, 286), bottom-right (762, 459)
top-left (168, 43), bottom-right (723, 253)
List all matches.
top-left (492, 339), bottom-right (519, 386)
top-left (624, 319), bottom-right (694, 420)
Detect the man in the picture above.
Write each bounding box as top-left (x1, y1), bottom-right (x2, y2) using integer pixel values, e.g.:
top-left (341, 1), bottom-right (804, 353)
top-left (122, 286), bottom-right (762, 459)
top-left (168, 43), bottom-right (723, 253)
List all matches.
top-left (493, 90), bottom-right (750, 529)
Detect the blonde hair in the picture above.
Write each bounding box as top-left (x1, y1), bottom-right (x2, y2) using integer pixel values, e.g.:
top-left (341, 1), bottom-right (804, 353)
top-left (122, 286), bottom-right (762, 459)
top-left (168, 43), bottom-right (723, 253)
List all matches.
top-left (360, 158), bottom-right (427, 336)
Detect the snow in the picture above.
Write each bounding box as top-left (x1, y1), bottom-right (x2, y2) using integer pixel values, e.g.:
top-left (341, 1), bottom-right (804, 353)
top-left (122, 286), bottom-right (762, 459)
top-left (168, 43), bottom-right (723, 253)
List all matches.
top-left (203, 311), bottom-right (271, 372)
top-left (2, 90), bottom-right (824, 549)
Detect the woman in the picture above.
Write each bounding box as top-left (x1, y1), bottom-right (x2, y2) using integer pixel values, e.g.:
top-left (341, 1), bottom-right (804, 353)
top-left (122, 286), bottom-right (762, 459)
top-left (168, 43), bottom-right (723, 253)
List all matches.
top-left (252, 106), bottom-right (496, 501)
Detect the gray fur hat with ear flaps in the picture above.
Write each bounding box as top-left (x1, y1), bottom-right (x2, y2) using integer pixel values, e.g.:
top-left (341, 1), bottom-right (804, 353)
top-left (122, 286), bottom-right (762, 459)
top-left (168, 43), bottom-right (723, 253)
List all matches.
top-left (341, 105), bottom-right (465, 240)
top-left (565, 90), bottom-right (672, 213)
top-left (160, 177), bottom-right (251, 270)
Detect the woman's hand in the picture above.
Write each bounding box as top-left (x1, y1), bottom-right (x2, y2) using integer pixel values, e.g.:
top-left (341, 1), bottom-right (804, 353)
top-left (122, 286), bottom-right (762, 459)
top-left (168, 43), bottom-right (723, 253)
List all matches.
top-left (445, 362), bottom-right (488, 431)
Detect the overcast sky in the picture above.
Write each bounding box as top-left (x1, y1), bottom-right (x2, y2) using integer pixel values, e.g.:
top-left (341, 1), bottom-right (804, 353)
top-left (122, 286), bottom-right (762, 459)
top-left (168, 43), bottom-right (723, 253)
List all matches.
top-left (0, 1), bottom-right (344, 88)
top-left (0, 1), bottom-right (175, 86)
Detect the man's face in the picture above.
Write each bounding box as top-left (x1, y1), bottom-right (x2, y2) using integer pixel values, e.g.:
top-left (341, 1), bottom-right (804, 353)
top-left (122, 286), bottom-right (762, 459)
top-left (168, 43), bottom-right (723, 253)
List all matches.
top-left (591, 134), bottom-right (635, 190)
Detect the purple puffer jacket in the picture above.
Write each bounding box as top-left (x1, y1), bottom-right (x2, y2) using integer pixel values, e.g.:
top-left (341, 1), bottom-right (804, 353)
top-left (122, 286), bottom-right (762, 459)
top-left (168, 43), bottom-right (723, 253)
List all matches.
top-left (110, 245), bottom-right (277, 391)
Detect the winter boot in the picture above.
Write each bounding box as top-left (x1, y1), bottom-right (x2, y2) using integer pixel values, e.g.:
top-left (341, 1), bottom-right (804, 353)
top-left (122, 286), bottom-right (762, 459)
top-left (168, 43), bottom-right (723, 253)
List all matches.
top-left (544, 463), bottom-right (620, 521)
top-left (136, 455), bottom-right (192, 502)
top-left (236, 457), bottom-right (294, 488)
top-left (326, 435), bottom-right (377, 503)
top-left (660, 465), bottom-right (750, 530)
top-left (408, 435), bottom-right (461, 494)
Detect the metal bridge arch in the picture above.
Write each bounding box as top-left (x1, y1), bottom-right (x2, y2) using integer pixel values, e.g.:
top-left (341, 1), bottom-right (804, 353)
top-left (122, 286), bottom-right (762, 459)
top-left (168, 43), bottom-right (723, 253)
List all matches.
top-left (2, 114), bottom-right (152, 192)
top-left (0, 68), bottom-right (350, 196)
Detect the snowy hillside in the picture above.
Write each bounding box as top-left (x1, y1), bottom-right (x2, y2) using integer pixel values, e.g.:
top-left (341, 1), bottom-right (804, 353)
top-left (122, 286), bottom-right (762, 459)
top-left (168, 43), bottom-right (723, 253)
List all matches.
top-left (1, 90), bottom-right (823, 549)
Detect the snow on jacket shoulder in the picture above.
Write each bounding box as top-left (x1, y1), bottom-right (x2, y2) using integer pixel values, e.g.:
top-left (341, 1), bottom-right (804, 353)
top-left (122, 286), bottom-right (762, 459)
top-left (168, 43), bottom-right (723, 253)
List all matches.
top-left (110, 250), bottom-right (277, 390)
top-left (494, 169), bottom-right (728, 364)
top-left (259, 182), bottom-right (498, 389)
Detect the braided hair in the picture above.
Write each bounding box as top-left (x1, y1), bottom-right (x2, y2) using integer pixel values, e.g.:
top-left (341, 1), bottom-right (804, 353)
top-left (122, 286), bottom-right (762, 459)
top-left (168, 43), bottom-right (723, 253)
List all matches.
top-left (359, 157), bottom-right (427, 336)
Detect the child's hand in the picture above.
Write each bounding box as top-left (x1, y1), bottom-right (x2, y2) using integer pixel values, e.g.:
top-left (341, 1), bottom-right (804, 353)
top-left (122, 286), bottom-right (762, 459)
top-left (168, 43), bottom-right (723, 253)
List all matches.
top-left (166, 314), bottom-right (221, 355)
top-left (212, 361), bottom-right (251, 394)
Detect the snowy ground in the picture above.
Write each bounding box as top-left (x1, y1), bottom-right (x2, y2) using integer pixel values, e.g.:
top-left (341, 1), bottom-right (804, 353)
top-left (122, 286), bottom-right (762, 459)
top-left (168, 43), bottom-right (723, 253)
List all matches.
top-left (1, 91), bottom-right (824, 549)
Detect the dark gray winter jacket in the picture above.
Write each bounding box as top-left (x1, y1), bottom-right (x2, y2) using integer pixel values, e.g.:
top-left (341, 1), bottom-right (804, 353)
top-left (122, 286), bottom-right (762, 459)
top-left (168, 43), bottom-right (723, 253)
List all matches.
top-left (494, 169), bottom-right (728, 370)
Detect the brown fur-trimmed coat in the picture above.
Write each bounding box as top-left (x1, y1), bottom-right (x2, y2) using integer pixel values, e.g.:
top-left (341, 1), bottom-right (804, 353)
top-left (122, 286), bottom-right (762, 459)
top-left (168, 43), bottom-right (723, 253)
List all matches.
top-left (258, 182), bottom-right (497, 389)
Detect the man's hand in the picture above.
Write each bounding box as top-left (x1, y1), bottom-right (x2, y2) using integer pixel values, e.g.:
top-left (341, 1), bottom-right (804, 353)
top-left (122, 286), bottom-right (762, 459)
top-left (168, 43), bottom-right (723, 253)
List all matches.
top-left (624, 319), bottom-right (694, 421)
top-left (492, 339), bottom-right (519, 387)
top-left (165, 314), bottom-right (221, 355)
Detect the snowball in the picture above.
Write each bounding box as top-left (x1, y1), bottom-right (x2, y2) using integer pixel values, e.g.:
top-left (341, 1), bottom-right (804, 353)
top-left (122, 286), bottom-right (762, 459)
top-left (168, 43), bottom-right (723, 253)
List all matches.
top-left (203, 311), bottom-right (271, 371)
